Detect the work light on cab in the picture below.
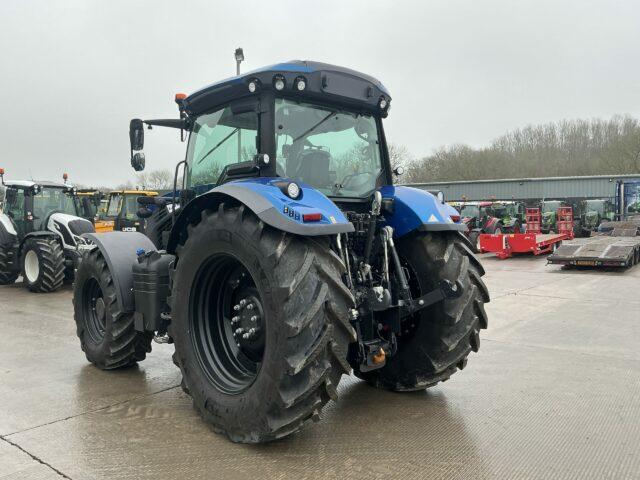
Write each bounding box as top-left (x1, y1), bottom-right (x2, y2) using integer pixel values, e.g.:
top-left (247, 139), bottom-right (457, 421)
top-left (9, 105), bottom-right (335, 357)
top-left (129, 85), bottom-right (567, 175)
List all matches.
top-left (273, 74), bottom-right (285, 91)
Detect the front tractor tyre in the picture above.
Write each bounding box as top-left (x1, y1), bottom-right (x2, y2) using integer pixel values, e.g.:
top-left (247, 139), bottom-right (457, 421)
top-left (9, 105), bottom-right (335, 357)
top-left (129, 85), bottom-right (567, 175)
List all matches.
top-left (73, 250), bottom-right (152, 369)
top-left (356, 232), bottom-right (489, 391)
top-left (169, 204), bottom-right (355, 443)
top-left (21, 237), bottom-right (65, 292)
top-left (0, 243), bottom-right (20, 285)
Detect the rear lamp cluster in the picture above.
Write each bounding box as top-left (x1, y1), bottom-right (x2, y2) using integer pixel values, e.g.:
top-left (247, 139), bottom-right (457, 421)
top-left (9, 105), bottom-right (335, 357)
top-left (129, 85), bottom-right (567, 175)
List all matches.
top-left (246, 75), bottom-right (307, 93)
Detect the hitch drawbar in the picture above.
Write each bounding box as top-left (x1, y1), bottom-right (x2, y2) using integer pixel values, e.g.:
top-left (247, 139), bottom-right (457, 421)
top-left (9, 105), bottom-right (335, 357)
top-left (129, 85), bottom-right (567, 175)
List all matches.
top-left (402, 279), bottom-right (463, 316)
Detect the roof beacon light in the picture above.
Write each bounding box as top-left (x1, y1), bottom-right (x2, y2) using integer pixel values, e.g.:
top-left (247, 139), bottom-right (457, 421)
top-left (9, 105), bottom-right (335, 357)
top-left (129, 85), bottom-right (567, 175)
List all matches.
top-left (273, 75), bottom-right (285, 91)
top-left (63, 173), bottom-right (69, 183)
top-left (175, 93), bottom-right (187, 102)
top-left (295, 76), bottom-right (306, 91)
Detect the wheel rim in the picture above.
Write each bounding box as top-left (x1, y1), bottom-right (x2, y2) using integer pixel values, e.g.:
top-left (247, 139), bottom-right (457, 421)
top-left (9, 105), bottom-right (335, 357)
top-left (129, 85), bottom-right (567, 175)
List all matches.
top-left (83, 277), bottom-right (107, 343)
top-left (24, 250), bottom-right (40, 283)
top-left (190, 254), bottom-right (265, 395)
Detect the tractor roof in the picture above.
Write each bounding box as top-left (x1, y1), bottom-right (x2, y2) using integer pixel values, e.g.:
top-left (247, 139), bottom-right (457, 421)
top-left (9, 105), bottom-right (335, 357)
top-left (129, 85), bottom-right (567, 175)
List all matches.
top-left (182, 60), bottom-right (391, 117)
top-left (109, 190), bottom-right (158, 196)
top-left (4, 180), bottom-right (71, 189)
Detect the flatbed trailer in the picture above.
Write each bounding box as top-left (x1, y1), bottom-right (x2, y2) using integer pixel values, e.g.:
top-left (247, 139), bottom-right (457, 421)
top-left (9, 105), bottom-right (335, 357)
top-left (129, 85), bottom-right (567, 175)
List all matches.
top-left (548, 219), bottom-right (640, 268)
top-left (479, 207), bottom-right (574, 259)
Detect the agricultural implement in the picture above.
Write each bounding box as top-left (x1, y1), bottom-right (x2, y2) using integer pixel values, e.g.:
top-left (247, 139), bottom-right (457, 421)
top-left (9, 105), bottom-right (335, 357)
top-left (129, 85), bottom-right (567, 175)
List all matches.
top-left (72, 60), bottom-right (489, 443)
top-left (479, 207), bottom-right (574, 259)
top-left (548, 217), bottom-right (640, 268)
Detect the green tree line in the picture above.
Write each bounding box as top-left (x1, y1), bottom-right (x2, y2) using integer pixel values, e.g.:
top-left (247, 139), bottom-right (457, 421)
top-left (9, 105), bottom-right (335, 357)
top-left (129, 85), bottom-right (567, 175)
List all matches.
top-left (401, 115), bottom-right (640, 183)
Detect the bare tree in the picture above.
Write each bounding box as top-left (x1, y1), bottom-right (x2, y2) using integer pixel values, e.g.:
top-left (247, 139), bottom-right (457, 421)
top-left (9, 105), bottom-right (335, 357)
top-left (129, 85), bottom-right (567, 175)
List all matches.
top-left (406, 115), bottom-right (640, 183)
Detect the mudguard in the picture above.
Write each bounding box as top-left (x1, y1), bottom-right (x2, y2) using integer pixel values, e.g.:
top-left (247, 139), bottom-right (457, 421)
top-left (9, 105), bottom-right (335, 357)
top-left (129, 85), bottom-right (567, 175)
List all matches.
top-left (379, 186), bottom-right (467, 238)
top-left (81, 232), bottom-right (156, 313)
top-left (0, 214), bottom-right (18, 245)
top-left (166, 178), bottom-right (354, 253)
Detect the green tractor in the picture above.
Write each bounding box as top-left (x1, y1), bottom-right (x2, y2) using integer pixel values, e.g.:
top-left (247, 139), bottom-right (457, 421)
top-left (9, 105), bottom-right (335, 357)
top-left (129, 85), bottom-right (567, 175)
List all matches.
top-left (540, 200), bottom-right (568, 233)
top-left (72, 60), bottom-right (489, 443)
top-left (486, 201), bottom-right (526, 233)
top-left (576, 199), bottom-right (615, 237)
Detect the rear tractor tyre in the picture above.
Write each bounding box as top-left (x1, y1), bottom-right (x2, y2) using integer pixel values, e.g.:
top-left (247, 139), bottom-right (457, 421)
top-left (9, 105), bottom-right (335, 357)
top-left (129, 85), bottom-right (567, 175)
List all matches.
top-left (0, 243), bottom-right (20, 285)
top-left (168, 204), bottom-right (355, 443)
top-left (73, 249), bottom-right (152, 369)
top-left (468, 231), bottom-right (480, 253)
top-left (355, 232), bottom-right (489, 391)
top-left (21, 237), bottom-right (65, 293)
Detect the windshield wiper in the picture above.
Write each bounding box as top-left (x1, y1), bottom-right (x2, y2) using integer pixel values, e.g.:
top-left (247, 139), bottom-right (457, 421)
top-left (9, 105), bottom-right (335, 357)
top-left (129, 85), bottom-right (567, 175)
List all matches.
top-left (293, 111), bottom-right (337, 142)
top-left (197, 128), bottom-right (239, 165)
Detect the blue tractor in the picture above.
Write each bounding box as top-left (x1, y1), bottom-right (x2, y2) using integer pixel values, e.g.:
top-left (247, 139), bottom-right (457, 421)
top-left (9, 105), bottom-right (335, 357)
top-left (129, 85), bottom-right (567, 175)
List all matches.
top-left (72, 61), bottom-right (489, 443)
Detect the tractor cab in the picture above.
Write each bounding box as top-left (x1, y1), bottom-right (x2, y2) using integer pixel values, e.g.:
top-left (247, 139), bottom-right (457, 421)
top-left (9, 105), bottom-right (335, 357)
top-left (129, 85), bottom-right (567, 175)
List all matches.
top-left (1, 180), bottom-right (82, 237)
top-left (95, 190), bottom-right (158, 233)
top-left (76, 189), bottom-right (104, 223)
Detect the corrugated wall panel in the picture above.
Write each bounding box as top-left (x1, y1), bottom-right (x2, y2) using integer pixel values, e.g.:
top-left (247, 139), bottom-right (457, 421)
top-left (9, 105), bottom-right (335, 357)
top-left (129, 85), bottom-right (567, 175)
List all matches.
top-left (409, 175), bottom-right (640, 201)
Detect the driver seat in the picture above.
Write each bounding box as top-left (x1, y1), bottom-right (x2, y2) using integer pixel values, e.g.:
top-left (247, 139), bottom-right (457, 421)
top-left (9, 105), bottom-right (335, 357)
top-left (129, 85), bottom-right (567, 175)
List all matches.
top-left (295, 150), bottom-right (331, 187)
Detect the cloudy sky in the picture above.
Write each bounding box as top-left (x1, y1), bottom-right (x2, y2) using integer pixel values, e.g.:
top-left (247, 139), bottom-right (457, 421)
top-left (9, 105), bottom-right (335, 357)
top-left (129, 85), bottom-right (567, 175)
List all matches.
top-left (1, 0), bottom-right (638, 186)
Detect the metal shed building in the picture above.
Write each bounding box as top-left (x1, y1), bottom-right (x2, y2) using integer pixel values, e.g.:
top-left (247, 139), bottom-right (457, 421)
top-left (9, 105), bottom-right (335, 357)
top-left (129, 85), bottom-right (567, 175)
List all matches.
top-left (408, 174), bottom-right (640, 202)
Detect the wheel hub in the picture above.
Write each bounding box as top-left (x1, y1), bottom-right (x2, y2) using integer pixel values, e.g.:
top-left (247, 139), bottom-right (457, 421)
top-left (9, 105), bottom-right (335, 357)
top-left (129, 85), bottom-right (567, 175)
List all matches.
top-left (230, 288), bottom-right (265, 361)
top-left (94, 297), bottom-right (106, 322)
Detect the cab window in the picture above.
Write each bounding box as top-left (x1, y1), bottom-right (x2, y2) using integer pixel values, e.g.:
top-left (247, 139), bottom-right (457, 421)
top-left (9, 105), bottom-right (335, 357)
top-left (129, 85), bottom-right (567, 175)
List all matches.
top-left (186, 105), bottom-right (259, 190)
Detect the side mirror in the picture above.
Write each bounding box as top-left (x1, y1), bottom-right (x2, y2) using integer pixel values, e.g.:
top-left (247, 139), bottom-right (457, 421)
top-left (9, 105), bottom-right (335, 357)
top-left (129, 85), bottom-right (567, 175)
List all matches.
top-left (137, 207), bottom-right (153, 219)
top-left (130, 119), bottom-right (144, 151)
top-left (131, 152), bottom-right (146, 172)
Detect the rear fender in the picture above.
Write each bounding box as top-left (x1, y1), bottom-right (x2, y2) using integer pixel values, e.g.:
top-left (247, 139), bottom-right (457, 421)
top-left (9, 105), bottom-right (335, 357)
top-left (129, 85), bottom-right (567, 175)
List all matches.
top-left (379, 186), bottom-right (466, 238)
top-left (81, 232), bottom-right (156, 312)
top-left (0, 214), bottom-right (18, 245)
top-left (166, 178), bottom-right (354, 254)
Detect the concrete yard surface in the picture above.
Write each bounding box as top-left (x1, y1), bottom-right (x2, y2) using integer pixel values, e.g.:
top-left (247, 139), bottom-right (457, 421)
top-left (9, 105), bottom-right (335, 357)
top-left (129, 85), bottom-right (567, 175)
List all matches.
top-left (1, 256), bottom-right (639, 479)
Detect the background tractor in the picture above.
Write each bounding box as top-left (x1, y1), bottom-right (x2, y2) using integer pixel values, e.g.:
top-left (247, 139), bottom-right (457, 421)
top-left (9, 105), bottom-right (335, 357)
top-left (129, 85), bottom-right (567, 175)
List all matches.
top-left (458, 201), bottom-right (500, 248)
top-left (575, 198), bottom-right (615, 237)
top-left (486, 201), bottom-right (525, 233)
top-left (76, 189), bottom-right (104, 224)
top-left (0, 171), bottom-right (95, 292)
top-left (94, 189), bottom-right (158, 233)
top-left (72, 61), bottom-right (489, 443)
top-left (540, 200), bottom-right (570, 233)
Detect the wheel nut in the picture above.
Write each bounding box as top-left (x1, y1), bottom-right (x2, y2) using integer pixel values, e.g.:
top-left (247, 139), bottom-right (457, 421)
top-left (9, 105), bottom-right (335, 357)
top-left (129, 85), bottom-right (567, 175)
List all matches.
top-left (246, 304), bottom-right (254, 310)
top-left (235, 328), bottom-right (244, 335)
top-left (233, 304), bottom-right (240, 311)
top-left (231, 316), bottom-right (239, 324)
top-left (250, 316), bottom-right (257, 322)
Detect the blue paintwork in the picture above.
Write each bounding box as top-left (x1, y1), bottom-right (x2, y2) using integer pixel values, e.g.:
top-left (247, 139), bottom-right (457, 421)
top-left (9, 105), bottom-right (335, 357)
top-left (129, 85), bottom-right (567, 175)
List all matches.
top-left (380, 185), bottom-right (460, 237)
top-left (442, 202), bottom-right (461, 222)
top-left (220, 177), bottom-right (350, 227)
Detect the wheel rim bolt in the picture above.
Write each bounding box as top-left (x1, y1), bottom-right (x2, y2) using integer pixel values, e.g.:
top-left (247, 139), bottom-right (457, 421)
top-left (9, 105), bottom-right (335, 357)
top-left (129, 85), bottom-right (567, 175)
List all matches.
top-left (246, 304), bottom-right (254, 310)
top-left (250, 315), bottom-right (258, 322)
top-left (231, 316), bottom-right (240, 324)
top-left (235, 328), bottom-right (244, 335)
